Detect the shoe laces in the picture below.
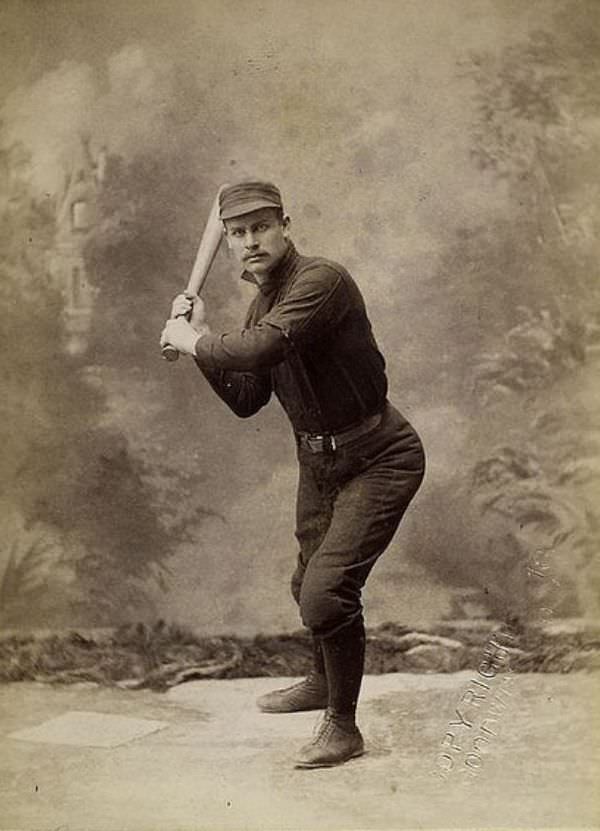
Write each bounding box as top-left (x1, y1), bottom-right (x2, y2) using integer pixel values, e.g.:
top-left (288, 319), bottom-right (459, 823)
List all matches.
top-left (297, 671), bottom-right (322, 686)
top-left (288, 678), bottom-right (310, 692)
top-left (287, 673), bottom-right (323, 693)
top-left (311, 711), bottom-right (338, 745)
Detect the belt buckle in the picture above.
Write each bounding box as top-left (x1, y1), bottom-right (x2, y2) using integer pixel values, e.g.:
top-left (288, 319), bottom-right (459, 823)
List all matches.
top-left (306, 434), bottom-right (325, 453)
top-left (307, 434), bottom-right (337, 453)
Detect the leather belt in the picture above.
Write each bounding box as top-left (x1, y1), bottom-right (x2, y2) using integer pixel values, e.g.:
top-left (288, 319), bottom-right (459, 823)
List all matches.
top-left (297, 412), bottom-right (383, 453)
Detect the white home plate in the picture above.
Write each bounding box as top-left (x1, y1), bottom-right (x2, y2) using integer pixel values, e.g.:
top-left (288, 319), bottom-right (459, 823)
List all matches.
top-left (8, 710), bottom-right (168, 748)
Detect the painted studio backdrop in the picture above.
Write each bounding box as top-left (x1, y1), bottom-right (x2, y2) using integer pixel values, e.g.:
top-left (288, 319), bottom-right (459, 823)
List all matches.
top-left (0, 0), bottom-right (598, 635)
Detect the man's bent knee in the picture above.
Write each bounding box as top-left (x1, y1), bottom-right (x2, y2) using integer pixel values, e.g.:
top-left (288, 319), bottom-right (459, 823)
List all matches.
top-left (299, 587), bottom-right (357, 636)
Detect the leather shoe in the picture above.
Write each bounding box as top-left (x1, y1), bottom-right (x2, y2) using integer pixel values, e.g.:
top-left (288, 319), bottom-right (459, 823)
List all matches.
top-left (257, 672), bottom-right (328, 713)
top-left (295, 709), bottom-right (364, 768)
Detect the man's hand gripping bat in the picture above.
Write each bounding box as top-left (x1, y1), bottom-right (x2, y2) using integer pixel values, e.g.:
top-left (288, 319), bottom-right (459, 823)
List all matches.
top-left (161, 186), bottom-right (226, 361)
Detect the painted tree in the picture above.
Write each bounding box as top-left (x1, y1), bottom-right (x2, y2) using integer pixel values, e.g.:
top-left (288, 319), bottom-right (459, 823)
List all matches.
top-left (463, 15), bottom-right (600, 621)
top-left (398, 13), bottom-right (600, 623)
top-left (0, 143), bottom-right (183, 626)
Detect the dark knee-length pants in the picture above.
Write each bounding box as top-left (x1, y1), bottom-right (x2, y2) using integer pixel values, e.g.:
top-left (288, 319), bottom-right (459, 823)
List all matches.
top-left (291, 402), bottom-right (426, 638)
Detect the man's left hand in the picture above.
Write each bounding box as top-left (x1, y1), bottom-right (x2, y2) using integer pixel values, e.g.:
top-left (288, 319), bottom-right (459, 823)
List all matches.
top-left (160, 317), bottom-right (210, 356)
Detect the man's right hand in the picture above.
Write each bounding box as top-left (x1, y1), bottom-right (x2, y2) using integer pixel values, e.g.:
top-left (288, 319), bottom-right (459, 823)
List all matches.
top-left (170, 293), bottom-right (207, 331)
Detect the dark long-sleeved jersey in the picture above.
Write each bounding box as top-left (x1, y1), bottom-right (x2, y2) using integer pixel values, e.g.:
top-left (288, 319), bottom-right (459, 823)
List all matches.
top-left (193, 242), bottom-right (388, 434)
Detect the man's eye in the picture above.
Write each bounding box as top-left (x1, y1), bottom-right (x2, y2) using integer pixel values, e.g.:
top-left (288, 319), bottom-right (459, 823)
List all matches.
top-left (232, 229), bottom-right (244, 237)
top-left (256, 223), bottom-right (269, 232)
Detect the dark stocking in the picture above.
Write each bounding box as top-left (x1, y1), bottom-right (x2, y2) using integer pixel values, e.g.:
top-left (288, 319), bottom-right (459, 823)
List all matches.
top-left (320, 615), bottom-right (366, 721)
top-left (312, 636), bottom-right (326, 676)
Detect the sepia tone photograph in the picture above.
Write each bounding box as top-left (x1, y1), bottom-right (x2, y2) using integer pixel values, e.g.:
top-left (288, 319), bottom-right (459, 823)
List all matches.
top-left (0, 1), bottom-right (598, 829)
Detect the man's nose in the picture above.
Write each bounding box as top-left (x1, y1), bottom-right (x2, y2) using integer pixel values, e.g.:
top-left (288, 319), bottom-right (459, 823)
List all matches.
top-left (244, 231), bottom-right (259, 249)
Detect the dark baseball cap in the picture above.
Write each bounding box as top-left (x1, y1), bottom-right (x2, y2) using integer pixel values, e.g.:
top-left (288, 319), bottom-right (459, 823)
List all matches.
top-left (219, 181), bottom-right (283, 220)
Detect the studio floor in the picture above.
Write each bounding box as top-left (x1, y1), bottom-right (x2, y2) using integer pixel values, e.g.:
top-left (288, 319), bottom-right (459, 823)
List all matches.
top-left (1, 671), bottom-right (598, 830)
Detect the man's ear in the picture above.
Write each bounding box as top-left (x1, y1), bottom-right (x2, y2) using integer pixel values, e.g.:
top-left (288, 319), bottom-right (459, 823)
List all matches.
top-left (222, 224), bottom-right (232, 250)
top-left (282, 215), bottom-right (291, 238)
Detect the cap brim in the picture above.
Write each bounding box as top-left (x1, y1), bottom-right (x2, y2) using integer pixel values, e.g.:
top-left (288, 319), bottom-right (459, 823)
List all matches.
top-left (220, 198), bottom-right (282, 220)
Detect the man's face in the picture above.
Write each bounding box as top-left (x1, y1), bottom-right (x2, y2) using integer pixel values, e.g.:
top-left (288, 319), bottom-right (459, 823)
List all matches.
top-left (224, 207), bottom-right (290, 281)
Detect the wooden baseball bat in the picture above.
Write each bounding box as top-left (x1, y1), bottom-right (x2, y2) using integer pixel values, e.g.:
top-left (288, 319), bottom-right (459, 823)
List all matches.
top-left (161, 184), bottom-right (227, 361)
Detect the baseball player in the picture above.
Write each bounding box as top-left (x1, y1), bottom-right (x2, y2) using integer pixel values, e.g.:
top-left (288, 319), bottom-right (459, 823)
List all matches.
top-left (161, 181), bottom-right (426, 767)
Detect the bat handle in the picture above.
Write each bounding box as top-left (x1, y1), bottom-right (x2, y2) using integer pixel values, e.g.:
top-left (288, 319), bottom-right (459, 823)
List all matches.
top-left (161, 308), bottom-right (193, 362)
top-left (161, 343), bottom-right (180, 362)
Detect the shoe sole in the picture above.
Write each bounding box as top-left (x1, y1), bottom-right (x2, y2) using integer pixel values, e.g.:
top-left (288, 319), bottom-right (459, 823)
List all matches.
top-left (258, 703), bottom-right (328, 714)
top-left (294, 747), bottom-right (365, 769)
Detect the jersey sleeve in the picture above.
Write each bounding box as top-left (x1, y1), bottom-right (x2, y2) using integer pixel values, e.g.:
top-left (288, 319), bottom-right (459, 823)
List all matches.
top-left (197, 365), bottom-right (272, 418)
top-left (193, 323), bottom-right (288, 371)
top-left (193, 262), bottom-right (350, 372)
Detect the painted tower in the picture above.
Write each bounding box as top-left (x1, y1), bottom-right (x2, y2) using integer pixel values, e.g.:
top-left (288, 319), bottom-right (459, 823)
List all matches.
top-left (48, 136), bottom-right (106, 355)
